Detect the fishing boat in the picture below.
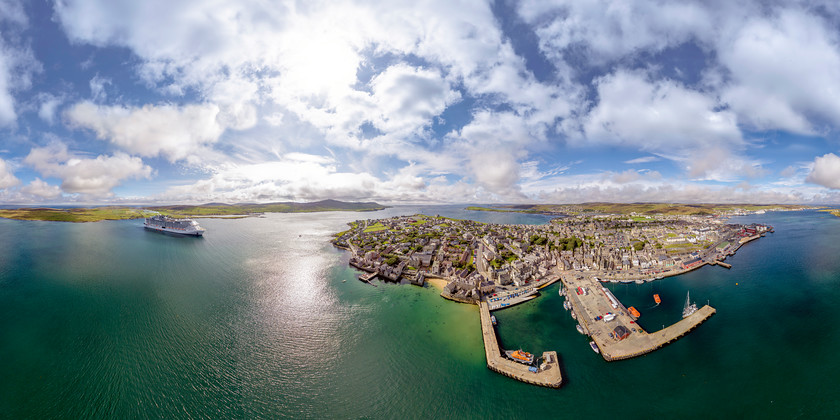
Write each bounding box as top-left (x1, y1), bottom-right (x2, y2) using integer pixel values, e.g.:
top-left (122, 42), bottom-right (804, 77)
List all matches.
top-left (653, 294), bottom-right (661, 304)
top-left (563, 300), bottom-right (571, 311)
top-left (576, 324), bottom-right (585, 334)
top-left (505, 349), bottom-right (535, 365)
top-left (682, 291), bottom-right (698, 318)
top-left (590, 341), bottom-right (600, 354)
top-left (491, 315), bottom-right (497, 326)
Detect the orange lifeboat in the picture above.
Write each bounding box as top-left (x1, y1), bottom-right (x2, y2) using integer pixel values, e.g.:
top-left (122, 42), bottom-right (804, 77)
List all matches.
top-left (653, 294), bottom-right (661, 304)
top-left (628, 306), bottom-right (641, 318)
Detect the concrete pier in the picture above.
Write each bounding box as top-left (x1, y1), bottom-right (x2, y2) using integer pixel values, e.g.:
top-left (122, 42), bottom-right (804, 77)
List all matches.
top-left (562, 274), bottom-right (715, 362)
top-left (478, 301), bottom-right (563, 388)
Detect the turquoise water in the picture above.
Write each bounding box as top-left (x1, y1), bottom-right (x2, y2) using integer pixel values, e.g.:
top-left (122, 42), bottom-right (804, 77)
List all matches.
top-left (1, 207), bottom-right (838, 418)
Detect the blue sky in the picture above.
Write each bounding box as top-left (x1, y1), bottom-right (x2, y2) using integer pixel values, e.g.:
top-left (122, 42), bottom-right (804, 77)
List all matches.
top-left (2, 0), bottom-right (840, 204)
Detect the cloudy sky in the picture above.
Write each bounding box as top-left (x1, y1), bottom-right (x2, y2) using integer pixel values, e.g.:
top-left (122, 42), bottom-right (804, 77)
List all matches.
top-left (2, 0), bottom-right (840, 204)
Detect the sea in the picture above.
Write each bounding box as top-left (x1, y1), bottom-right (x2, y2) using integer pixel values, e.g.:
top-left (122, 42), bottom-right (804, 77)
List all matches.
top-left (1, 206), bottom-right (838, 419)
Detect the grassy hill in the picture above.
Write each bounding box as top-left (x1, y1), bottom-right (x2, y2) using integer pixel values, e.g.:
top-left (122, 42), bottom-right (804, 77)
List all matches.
top-left (0, 200), bottom-right (387, 222)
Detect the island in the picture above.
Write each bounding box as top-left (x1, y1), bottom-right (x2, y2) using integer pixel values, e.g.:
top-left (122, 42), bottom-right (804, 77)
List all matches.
top-left (468, 202), bottom-right (814, 216)
top-left (0, 199), bottom-right (387, 222)
top-left (333, 207), bottom-right (778, 388)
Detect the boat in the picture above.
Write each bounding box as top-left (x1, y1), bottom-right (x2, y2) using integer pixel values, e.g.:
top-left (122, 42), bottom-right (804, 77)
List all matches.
top-left (682, 291), bottom-right (698, 318)
top-left (628, 306), bottom-right (641, 318)
top-left (505, 349), bottom-right (535, 365)
top-left (653, 294), bottom-right (661, 304)
top-left (590, 341), bottom-right (600, 354)
top-left (144, 214), bottom-right (205, 236)
top-left (576, 324), bottom-right (585, 334)
top-left (604, 313), bottom-right (616, 322)
top-left (563, 301), bottom-right (571, 311)
top-left (635, 279), bottom-right (644, 284)
top-left (491, 315), bottom-right (497, 326)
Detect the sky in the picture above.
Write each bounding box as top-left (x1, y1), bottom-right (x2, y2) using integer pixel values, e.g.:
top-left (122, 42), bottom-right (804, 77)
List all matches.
top-left (3, 0), bottom-right (840, 205)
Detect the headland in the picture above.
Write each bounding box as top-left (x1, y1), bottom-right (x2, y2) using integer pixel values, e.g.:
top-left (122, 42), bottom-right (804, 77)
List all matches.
top-left (333, 205), bottom-right (780, 387)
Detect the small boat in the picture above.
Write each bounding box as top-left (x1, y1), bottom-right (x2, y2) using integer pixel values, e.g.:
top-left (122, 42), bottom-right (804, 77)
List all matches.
top-left (635, 279), bottom-right (644, 284)
top-left (628, 306), bottom-right (641, 318)
top-left (563, 300), bottom-right (571, 311)
top-left (576, 324), bottom-right (585, 334)
top-left (590, 341), bottom-right (600, 354)
top-left (505, 349), bottom-right (535, 365)
top-left (653, 294), bottom-right (661, 304)
top-left (604, 313), bottom-right (616, 322)
top-left (491, 315), bottom-right (497, 326)
top-left (682, 291), bottom-right (698, 318)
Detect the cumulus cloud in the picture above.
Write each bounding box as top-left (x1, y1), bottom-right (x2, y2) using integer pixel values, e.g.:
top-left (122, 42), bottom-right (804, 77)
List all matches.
top-left (37, 93), bottom-right (64, 124)
top-left (718, 9), bottom-right (840, 134)
top-left (23, 142), bottom-right (152, 196)
top-left (582, 70), bottom-right (742, 151)
top-left (0, 0), bottom-right (40, 126)
top-left (806, 153), bottom-right (840, 189)
top-left (0, 157), bottom-right (20, 189)
top-left (21, 178), bottom-right (62, 199)
top-left (64, 101), bottom-right (225, 163)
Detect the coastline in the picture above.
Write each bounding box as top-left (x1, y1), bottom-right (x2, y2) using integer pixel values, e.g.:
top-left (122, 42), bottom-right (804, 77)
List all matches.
top-left (426, 277), bottom-right (448, 290)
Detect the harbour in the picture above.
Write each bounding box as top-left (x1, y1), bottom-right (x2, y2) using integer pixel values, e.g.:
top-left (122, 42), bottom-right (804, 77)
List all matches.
top-left (1, 208), bottom-right (839, 418)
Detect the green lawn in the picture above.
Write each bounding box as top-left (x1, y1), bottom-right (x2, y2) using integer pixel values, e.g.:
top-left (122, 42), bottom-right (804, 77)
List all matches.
top-left (363, 222), bottom-right (388, 233)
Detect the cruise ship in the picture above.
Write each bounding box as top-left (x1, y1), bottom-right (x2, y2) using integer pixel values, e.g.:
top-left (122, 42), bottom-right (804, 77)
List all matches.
top-left (144, 215), bottom-right (205, 236)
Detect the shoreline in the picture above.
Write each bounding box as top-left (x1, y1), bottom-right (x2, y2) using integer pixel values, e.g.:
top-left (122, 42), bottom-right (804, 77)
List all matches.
top-left (426, 277), bottom-right (448, 290)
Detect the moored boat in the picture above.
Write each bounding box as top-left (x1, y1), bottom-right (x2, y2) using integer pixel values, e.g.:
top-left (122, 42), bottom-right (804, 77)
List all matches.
top-left (682, 291), bottom-right (698, 318)
top-left (590, 341), bottom-right (600, 354)
top-left (491, 315), bottom-right (497, 326)
top-left (505, 349), bottom-right (535, 365)
top-left (576, 324), bottom-right (585, 334)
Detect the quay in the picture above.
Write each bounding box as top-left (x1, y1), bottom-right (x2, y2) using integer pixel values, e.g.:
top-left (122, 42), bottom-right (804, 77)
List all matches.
top-left (359, 271), bottom-right (378, 286)
top-left (562, 274), bottom-right (715, 361)
top-left (478, 301), bottom-right (563, 388)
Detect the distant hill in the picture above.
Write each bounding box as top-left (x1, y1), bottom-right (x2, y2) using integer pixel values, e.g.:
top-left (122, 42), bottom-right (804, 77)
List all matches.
top-left (468, 203), bottom-right (816, 216)
top-left (151, 200), bottom-right (387, 216)
top-left (0, 200), bottom-right (388, 222)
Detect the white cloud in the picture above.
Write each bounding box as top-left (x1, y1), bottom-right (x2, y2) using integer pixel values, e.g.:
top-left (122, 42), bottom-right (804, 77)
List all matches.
top-left (0, 0), bottom-right (40, 127)
top-left (582, 70), bottom-right (742, 150)
top-left (21, 178), bottom-right (62, 199)
top-left (64, 101), bottom-right (225, 163)
top-left (718, 9), bottom-right (840, 134)
top-left (806, 153), bottom-right (840, 189)
top-left (624, 156), bottom-right (660, 164)
top-left (89, 74), bottom-right (111, 102)
top-left (0, 157), bottom-right (20, 189)
top-left (517, 0), bottom-right (714, 65)
top-left (37, 93), bottom-right (64, 124)
top-left (23, 142), bottom-right (152, 196)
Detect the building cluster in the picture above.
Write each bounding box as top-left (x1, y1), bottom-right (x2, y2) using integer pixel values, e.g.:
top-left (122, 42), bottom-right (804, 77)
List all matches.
top-left (332, 213), bottom-right (772, 299)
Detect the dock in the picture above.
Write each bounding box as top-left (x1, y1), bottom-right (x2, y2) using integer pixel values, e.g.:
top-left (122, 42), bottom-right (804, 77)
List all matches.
top-left (359, 271), bottom-right (378, 286)
top-left (478, 301), bottom-right (563, 388)
top-left (562, 274), bottom-right (715, 361)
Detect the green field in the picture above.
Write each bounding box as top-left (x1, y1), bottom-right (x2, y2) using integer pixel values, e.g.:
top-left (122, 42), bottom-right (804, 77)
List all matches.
top-left (363, 222), bottom-right (388, 233)
top-left (0, 200), bottom-right (387, 223)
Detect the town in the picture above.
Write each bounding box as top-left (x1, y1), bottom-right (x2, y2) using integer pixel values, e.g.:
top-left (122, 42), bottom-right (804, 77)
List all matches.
top-left (332, 211), bottom-right (773, 387)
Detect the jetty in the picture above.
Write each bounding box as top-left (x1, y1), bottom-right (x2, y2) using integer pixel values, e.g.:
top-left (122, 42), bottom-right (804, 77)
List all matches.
top-left (478, 301), bottom-right (563, 388)
top-left (359, 271), bottom-right (378, 286)
top-left (562, 274), bottom-right (715, 361)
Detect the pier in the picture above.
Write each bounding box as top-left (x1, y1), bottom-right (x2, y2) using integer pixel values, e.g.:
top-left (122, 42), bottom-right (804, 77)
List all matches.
top-left (478, 301), bottom-right (563, 388)
top-left (562, 274), bottom-right (715, 362)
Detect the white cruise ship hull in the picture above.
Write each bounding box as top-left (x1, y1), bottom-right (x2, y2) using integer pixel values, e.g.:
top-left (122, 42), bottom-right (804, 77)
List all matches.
top-left (144, 224), bottom-right (204, 236)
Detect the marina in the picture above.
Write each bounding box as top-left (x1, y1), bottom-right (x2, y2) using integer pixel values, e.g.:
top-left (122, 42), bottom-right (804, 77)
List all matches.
top-left (561, 273), bottom-right (716, 361)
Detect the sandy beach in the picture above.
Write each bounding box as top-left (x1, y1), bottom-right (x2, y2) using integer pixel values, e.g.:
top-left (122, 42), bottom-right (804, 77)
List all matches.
top-left (426, 277), bottom-right (448, 290)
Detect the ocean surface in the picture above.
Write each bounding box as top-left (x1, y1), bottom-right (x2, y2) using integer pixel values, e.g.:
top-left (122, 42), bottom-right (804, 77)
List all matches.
top-left (1, 206), bottom-right (838, 418)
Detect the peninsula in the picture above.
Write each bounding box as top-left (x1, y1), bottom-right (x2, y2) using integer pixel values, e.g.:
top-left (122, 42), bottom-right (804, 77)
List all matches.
top-left (333, 207), bottom-right (778, 387)
top-left (468, 202), bottom-right (813, 216)
top-left (0, 199), bottom-right (387, 222)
